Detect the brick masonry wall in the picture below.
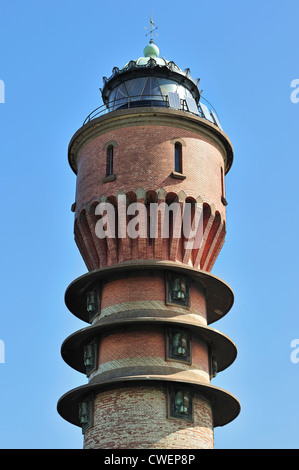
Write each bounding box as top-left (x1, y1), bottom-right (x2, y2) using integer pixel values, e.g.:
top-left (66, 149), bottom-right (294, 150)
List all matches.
top-left (64, 112), bottom-right (233, 449)
top-left (75, 124), bottom-right (226, 214)
top-left (72, 120), bottom-right (227, 272)
top-left (100, 274), bottom-right (207, 323)
top-left (83, 385), bottom-right (214, 449)
top-left (90, 327), bottom-right (210, 382)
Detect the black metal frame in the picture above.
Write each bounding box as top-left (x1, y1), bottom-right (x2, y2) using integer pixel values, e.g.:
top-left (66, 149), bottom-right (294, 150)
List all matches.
top-left (82, 94), bottom-right (220, 127)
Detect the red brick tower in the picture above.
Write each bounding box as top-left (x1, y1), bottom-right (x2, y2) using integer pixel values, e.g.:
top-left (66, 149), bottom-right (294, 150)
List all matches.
top-left (57, 35), bottom-right (240, 449)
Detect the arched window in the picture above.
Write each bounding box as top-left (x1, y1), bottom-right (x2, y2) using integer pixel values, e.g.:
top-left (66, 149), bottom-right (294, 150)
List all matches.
top-left (103, 140), bottom-right (117, 183)
top-left (220, 167), bottom-right (224, 199)
top-left (221, 167), bottom-right (228, 205)
top-left (174, 142), bottom-right (182, 173)
top-left (106, 145), bottom-right (114, 176)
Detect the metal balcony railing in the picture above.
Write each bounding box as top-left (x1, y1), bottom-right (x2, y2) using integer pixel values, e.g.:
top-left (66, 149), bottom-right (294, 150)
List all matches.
top-left (82, 94), bottom-right (222, 130)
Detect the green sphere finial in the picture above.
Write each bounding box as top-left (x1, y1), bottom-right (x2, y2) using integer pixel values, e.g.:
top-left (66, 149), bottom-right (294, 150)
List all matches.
top-left (143, 42), bottom-right (160, 58)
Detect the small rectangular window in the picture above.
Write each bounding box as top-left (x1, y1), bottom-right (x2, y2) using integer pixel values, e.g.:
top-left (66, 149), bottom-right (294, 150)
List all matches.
top-left (166, 328), bottom-right (191, 364)
top-left (78, 394), bottom-right (93, 433)
top-left (168, 386), bottom-right (193, 422)
top-left (83, 338), bottom-right (97, 376)
top-left (86, 285), bottom-right (101, 322)
top-left (210, 355), bottom-right (218, 378)
top-left (166, 273), bottom-right (190, 308)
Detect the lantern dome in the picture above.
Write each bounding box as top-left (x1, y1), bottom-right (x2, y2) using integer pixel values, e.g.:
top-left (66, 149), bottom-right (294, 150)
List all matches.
top-left (101, 40), bottom-right (201, 111)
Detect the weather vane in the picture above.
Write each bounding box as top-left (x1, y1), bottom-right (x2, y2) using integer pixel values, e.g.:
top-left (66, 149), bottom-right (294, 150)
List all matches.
top-left (144, 14), bottom-right (158, 43)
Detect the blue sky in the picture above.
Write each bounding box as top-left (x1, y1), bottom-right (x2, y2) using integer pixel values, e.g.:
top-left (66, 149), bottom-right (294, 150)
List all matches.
top-left (0, 0), bottom-right (298, 449)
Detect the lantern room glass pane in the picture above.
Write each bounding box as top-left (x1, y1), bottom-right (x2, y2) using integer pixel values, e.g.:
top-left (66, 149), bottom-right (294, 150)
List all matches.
top-left (108, 89), bottom-right (116, 109)
top-left (125, 77), bottom-right (147, 100)
top-left (114, 83), bottom-right (128, 107)
top-left (151, 77), bottom-right (163, 100)
top-left (141, 77), bottom-right (151, 98)
top-left (158, 78), bottom-right (176, 96)
top-left (107, 76), bottom-right (195, 110)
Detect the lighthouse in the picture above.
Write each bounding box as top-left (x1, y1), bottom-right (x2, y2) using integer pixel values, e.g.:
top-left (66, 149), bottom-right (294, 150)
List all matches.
top-left (57, 29), bottom-right (240, 449)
